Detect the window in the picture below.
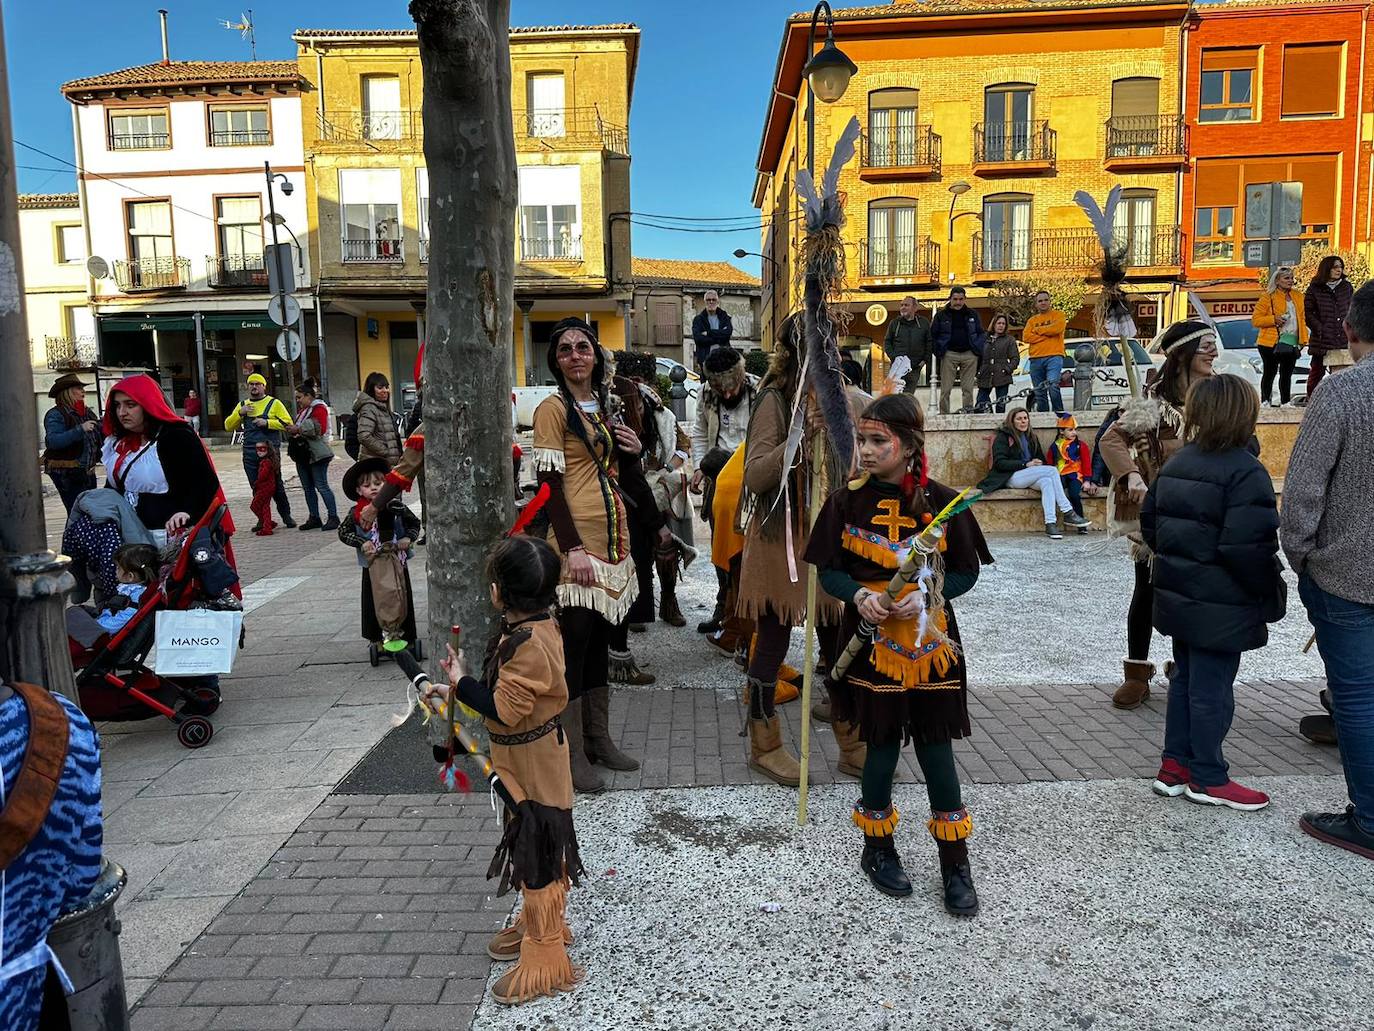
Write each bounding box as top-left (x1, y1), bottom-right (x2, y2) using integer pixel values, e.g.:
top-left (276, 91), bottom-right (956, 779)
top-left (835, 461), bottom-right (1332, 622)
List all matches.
top-left (982, 194), bottom-right (1031, 271)
top-left (417, 168), bottom-right (430, 261)
top-left (362, 76), bottom-right (403, 140)
top-left (1200, 50), bottom-right (1258, 122)
top-left (209, 105), bottom-right (269, 146)
top-left (866, 198), bottom-right (917, 275)
top-left (983, 84), bottom-right (1034, 161)
top-left (109, 109), bottom-right (168, 150)
top-left (1282, 44), bottom-right (1344, 118)
top-left (339, 168), bottom-right (403, 261)
top-left (1193, 207), bottom-right (1236, 263)
top-left (527, 73), bottom-right (566, 138)
top-left (1113, 190), bottom-right (1157, 265)
top-left (55, 224), bottom-right (84, 264)
top-left (215, 196), bottom-right (263, 265)
top-left (125, 200), bottom-right (177, 287)
top-left (1109, 78), bottom-right (1161, 155)
top-left (518, 165), bottom-right (581, 260)
top-left (868, 88), bottom-right (919, 167)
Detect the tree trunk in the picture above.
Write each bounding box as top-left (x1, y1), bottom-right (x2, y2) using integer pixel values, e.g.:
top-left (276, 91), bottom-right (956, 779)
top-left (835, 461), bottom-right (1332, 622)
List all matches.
top-left (410, 0), bottom-right (516, 692)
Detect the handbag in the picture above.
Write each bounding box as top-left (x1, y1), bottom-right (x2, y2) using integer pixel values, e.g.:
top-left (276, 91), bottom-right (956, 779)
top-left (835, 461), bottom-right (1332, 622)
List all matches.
top-left (153, 609), bottom-right (244, 675)
top-left (1275, 332), bottom-right (1299, 356)
top-left (286, 435), bottom-right (311, 463)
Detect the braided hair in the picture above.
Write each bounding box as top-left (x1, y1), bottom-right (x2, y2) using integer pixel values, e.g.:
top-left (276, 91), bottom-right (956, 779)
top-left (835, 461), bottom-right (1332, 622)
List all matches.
top-left (858, 393), bottom-right (929, 510)
top-left (487, 535), bottom-right (561, 613)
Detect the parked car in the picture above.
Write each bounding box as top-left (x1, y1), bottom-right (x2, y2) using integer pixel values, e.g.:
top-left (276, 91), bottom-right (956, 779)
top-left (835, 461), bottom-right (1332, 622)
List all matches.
top-left (1146, 317), bottom-right (1310, 402)
top-left (1007, 337), bottom-right (1154, 410)
top-left (513, 356), bottom-right (701, 429)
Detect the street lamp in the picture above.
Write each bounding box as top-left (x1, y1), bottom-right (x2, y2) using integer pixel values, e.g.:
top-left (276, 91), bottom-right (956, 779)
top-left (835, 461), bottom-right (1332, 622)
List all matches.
top-left (802, 2), bottom-right (856, 176)
top-left (946, 180), bottom-right (978, 242)
top-left (733, 247), bottom-right (777, 268)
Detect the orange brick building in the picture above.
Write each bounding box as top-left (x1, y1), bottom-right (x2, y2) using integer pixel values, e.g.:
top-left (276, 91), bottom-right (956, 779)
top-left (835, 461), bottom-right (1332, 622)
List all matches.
top-left (1182, 0), bottom-right (1372, 315)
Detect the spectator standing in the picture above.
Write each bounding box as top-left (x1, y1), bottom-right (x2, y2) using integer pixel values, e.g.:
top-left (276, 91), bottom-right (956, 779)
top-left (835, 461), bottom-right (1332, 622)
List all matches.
top-left (883, 296), bottom-right (932, 392)
top-left (974, 314), bottom-right (1018, 413)
top-left (41, 372), bottom-right (101, 513)
top-left (1303, 255), bottom-right (1355, 399)
top-left (1047, 413), bottom-right (1092, 532)
top-left (1282, 281), bottom-right (1374, 859)
top-left (224, 372), bottom-right (295, 530)
top-left (285, 379), bottom-right (340, 531)
top-left (352, 372), bottom-right (404, 464)
top-left (931, 287), bottom-right (985, 414)
top-left (1142, 374), bottom-right (1284, 811)
top-left (1023, 290), bottom-right (1068, 413)
top-left (1252, 266), bottom-right (1307, 407)
top-left (691, 290), bottom-right (734, 369)
top-left (977, 407), bottom-right (1089, 539)
top-left (183, 389), bottom-right (202, 435)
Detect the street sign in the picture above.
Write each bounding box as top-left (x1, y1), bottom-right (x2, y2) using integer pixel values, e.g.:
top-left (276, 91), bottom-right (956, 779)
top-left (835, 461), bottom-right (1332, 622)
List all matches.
top-left (265, 243), bottom-right (296, 294)
top-left (267, 293), bottom-right (301, 328)
top-left (276, 330), bottom-right (303, 362)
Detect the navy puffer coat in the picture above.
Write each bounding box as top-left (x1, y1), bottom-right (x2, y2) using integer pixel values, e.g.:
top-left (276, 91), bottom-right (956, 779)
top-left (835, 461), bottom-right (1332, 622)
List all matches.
top-left (1140, 443), bottom-right (1285, 653)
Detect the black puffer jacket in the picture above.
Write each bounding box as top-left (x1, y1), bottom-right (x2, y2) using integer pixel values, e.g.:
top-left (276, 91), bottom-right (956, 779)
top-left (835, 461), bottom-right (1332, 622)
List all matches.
top-left (1141, 443), bottom-right (1285, 653)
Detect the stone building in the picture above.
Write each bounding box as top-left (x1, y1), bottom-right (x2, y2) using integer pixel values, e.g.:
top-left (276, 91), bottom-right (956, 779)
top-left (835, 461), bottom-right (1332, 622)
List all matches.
top-left (630, 258), bottom-right (761, 367)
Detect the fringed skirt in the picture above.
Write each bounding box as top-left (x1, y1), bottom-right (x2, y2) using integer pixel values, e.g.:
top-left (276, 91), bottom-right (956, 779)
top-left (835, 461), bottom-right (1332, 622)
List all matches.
top-left (489, 799), bottom-right (585, 898)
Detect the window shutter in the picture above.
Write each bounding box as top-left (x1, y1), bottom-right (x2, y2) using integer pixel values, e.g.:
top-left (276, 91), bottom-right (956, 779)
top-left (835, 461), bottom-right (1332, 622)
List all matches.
top-left (1201, 48), bottom-right (1259, 72)
top-left (1282, 44), bottom-right (1343, 117)
top-left (1111, 78), bottom-right (1159, 119)
top-left (1290, 158), bottom-right (1338, 225)
top-left (1194, 161), bottom-right (1239, 209)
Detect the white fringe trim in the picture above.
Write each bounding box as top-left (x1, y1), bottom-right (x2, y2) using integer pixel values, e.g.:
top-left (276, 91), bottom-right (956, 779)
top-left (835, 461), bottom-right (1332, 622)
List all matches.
top-left (557, 553), bottom-right (638, 624)
top-left (533, 447), bottom-right (566, 473)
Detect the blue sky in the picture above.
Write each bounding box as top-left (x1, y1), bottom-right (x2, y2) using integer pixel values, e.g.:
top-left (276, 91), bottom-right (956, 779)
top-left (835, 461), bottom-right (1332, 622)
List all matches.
top-left (6, 0), bottom-right (799, 268)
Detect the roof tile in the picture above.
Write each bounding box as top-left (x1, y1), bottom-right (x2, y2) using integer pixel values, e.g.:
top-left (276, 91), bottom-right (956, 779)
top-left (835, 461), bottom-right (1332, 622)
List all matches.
top-left (62, 60), bottom-right (302, 93)
top-left (632, 258), bottom-right (760, 288)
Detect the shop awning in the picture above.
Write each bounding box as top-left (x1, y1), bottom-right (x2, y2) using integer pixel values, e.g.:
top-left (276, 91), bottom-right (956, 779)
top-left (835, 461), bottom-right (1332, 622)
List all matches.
top-left (99, 314), bottom-right (276, 332)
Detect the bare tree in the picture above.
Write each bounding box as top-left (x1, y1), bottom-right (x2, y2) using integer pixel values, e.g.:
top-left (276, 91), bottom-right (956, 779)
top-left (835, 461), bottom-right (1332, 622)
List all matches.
top-left (409, 0), bottom-right (516, 676)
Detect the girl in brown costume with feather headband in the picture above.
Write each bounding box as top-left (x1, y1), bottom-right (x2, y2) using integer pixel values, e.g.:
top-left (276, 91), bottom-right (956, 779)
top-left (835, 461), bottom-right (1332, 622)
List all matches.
top-left (805, 393), bottom-right (992, 916)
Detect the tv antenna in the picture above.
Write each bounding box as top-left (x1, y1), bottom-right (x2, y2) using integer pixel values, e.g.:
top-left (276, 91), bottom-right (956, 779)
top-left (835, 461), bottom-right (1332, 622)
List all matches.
top-left (219, 10), bottom-right (256, 60)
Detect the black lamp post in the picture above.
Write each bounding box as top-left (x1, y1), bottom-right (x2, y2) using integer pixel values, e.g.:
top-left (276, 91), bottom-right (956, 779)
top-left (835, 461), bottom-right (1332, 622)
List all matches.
top-left (801, 2), bottom-right (857, 177)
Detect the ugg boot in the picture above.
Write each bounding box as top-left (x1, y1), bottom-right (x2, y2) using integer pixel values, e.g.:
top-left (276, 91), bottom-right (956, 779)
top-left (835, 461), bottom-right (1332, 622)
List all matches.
top-left (656, 549), bottom-right (687, 628)
top-left (561, 698), bottom-right (605, 794)
top-left (833, 720), bottom-right (866, 779)
top-left (608, 649), bottom-right (655, 686)
top-left (491, 880), bottom-right (584, 1005)
top-left (1113, 659), bottom-right (1154, 710)
top-left (745, 677), bottom-right (800, 786)
top-left (583, 685), bottom-right (640, 771)
top-left (930, 808), bottom-right (978, 917)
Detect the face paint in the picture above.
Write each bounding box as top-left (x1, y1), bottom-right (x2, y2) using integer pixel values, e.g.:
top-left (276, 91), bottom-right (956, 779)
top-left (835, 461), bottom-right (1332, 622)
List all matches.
top-left (858, 420), bottom-right (909, 483)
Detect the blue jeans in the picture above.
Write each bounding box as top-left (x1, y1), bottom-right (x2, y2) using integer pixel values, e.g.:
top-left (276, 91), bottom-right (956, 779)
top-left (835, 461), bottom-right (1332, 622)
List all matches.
top-left (1299, 575), bottom-right (1374, 834)
top-left (1163, 641), bottom-right (1241, 787)
top-left (1062, 475), bottom-right (1082, 516)
top-left (295, 458), bottom-right (338, 522)
top-left (243, 449), bottom-right (291, 522)
top-left (1029, 355), bottom-right (1064, 412)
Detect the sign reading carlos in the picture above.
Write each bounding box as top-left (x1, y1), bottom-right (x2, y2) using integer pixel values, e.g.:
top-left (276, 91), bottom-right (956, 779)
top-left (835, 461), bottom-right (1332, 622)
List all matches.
top-left (154, 610), bottom-right (244, 675)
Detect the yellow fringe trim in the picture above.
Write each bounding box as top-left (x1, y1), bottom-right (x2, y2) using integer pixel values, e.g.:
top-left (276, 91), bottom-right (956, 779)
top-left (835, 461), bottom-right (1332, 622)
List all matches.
top-left (927, 808), bottom-right (973, 842)
top-left (852, 802), bottom-right (900, 837)
top-left (842, 531), bottom-right (905, 569)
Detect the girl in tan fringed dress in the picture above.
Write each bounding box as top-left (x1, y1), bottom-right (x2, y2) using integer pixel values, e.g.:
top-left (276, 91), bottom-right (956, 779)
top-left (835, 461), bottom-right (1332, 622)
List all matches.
top-left (435, 535), bottom-right (585, 1007)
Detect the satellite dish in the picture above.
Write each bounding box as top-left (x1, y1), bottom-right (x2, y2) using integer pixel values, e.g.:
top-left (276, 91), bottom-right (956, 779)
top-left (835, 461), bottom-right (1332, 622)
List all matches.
top-left (86, 255), bottom-right (110, 279)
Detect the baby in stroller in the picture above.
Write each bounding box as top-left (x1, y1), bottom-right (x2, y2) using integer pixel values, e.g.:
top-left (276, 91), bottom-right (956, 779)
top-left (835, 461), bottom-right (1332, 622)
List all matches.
top-left (68, 543), bottom-right (160, 638)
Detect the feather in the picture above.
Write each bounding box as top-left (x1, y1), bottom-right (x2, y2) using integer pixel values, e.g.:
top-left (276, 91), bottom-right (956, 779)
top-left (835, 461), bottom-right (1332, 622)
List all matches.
top-left (505, 483), bottom-right (550, 538)
top-left (1074, 186), bottom-right (1122, 251)
top-left (1188, 292), bottom-right (1223, 337)
top-left (795, 169), bottom-right (822, 227)
top-left (805, 270), bottom-right (855, 478)
top-left (880, 356), bottom-right (911, 396)
top-left (822, 117), bottom-right (861, 203)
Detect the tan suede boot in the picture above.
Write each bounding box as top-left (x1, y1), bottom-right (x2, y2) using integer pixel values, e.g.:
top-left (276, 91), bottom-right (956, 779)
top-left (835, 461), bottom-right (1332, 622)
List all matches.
top-left (748, 715), bottom-right (802, 786)
top-left (491, 881), bottom-right (584, 1006)
top-left (1112, 659), bottom-right (1154, 710)
top-left (832, 719), bottom-right (867, 779)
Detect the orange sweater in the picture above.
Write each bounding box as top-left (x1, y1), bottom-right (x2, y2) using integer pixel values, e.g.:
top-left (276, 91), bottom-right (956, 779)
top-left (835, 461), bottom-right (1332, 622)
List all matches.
top-left (1023, 310), bottom-right (1067, 360)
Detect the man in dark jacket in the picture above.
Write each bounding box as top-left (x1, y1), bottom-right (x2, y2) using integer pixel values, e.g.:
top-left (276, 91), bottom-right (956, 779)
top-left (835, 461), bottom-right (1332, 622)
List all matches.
top-left (930, 287), bottom-right (986, 414)
top-left (691, 290), bottom-right (734, 369)
top-left (883, 296), bottom-right (932, 392)
top-left (42, 373), bottom-right (101, 513)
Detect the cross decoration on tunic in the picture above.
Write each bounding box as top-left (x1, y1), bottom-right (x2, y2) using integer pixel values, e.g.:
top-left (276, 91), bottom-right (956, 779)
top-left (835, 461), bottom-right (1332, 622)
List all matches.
top-left (873, 498), bottom-right (918, 542)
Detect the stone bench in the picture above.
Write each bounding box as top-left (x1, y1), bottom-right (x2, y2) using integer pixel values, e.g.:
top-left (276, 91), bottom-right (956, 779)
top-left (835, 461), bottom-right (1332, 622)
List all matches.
top-left (974, 481), bottom-right (1286, 534)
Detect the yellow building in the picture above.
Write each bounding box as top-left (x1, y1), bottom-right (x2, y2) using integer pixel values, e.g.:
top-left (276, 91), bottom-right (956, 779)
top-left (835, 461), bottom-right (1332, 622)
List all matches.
top-left (293, 23), bottom-right (639, 396)
top-left (752, 0), bottom-right (1191, 355)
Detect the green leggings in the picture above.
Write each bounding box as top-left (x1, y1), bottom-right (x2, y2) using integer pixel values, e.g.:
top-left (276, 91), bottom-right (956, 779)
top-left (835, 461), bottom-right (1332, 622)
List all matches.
top-left (861, 739), bottom-right (962, 814)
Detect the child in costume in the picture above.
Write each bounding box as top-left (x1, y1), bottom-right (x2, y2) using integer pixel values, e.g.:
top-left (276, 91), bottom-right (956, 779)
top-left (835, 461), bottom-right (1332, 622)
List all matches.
top-left (432, 535), bottom-right (585, 1006)
top-left (1046, 413), bottom-right (1093, 533)
top-left (338, 457), bottom-right (420, 654)
top-left (805, 393), bottom-right (993, 916)
top-left (96, 543), bottom-right (160, 632)
top-left (249, 442), bottom-right (280, 536)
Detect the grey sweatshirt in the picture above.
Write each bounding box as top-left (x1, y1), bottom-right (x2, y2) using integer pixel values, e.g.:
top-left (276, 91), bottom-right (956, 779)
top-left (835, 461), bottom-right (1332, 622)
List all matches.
top-left (1280, 352), bottom-right (1374, 604)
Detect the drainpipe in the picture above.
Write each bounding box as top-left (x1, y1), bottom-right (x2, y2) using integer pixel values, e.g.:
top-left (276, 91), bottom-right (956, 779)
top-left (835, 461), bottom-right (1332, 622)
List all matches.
top-left (158, 9), bottom-right (170, 64)
top-left (1356, 6), bottom-right (1369, 249)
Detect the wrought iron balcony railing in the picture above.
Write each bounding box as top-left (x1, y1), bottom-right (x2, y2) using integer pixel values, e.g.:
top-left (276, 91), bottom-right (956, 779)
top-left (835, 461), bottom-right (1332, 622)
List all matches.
top-left (516, 108), bottom-right (629, 156)
top-left (318, 109), bottom-right (419, 143)
top-left (974, 226), bottom-right (1182, 274)
top-left (113, 256), bottom-right (190, 292)
top-left (342, 238), bottom-right (404, 263)
top-left (45, 335), bottom-right (98, 371)
top-left (973, 120), bottom-right (1056, 167)
top-left (1105, 114), bottom-right (1186, 160)
top-left (210, 128), bottom-right (271, 147)
top-left (858, 236), bottom-right (941, 281)
top-left (110, 132), bottom-right (169, 151)
top-left (208, 254), bottom-right (268, 289)
top-left (520, 234), bottom-right (584, 261)
top-left (860, 125), bottom-right (941, 173)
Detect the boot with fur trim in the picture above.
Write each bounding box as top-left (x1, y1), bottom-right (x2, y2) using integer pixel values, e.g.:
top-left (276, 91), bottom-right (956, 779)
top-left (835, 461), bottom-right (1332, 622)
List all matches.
top-left (1113, 659), bottom-right (1153, 709)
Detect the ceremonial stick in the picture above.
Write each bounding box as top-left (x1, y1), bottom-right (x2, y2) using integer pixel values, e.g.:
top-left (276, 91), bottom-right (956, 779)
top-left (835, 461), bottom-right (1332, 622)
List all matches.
top-left (830, 488), bottom-right (979, 684)
top-left (797, 436), bottom-right (825, 827)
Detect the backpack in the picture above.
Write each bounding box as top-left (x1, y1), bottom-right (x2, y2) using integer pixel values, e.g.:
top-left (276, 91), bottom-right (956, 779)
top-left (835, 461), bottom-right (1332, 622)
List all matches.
top-left (343, 414), bottom-right (361, 459)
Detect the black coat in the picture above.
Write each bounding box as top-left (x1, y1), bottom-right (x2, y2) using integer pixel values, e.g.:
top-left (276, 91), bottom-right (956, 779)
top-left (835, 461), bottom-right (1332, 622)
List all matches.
top-left (976, 427), bottom-right (1045, 493)
top-left (1141, 443), bottom-right (1285, 653)
top-left (692, 308), bottom-right (734, 364)
top-left (1303, 277), bottom-right (1354, 355)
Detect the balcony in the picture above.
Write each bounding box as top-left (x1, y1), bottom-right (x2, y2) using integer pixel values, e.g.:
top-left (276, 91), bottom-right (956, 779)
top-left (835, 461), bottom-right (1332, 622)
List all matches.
top-left (857, 237), bottom-right (941, 285)
top-left (972, 226), bottom-right (1182, 278)
top-left (114, 256), bottom-right (190, 292)
top-left (972, 121), bottom-right (1056, 176)
top-left (342, 238), bottom-right (404, 264)
top-left (110, 132), bottom-right (169, 151)
top-left (208, 254), bottom-right (268, 289)
top-left (859, 125), bottom-right (941, 180)
top-left (516, 108), bottom-right (629, 156)
top-left (45, 335), bottom-right (98, 371)
top-left (210, 128), bottom-right (271, 147)
top-left (318, 109), bottom-right (419, 144)
top-left (1104, 115), bottom-right (1186, 171)
top-left (419, 237), bottom-right (430, 263)
top-left (520, 234), bottom-right (584, 262)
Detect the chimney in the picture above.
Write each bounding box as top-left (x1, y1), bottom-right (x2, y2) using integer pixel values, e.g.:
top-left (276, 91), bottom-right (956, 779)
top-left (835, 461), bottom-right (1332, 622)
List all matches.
top-left (158, 9), bottom-right (170, 65)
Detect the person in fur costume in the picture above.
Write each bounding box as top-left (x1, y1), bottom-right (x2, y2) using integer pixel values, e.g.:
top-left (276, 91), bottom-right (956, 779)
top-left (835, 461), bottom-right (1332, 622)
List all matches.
top-left (805, 393), bottom-right (992, 916)
top-left (1098, 320), bottom-right (1218, 709)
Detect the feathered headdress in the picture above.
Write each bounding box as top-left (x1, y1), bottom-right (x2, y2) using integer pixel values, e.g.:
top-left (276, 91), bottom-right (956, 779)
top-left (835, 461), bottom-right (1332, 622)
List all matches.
top-left (1074, 187), bottom-right (1136, 341)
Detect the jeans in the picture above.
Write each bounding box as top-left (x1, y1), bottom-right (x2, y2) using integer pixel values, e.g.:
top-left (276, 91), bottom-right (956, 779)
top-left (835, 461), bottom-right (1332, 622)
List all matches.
top-left (1306, 353), bottom-right (1328, 397)
top-left (1063, 476), bottom-right (1083, 516)
top-left (50, 469), bottom-right (96, 514)
top-left (188, 415), bottom-right (201, 434)
top-left (294, 458), bottom-right (338, 522)
top-left (1007, 465), bottom-right (1074, 523)
top-left (1163, 641), bottom-right (1241, 787)
top-left (1299, 575), bottom-right (1374, 834)
top-left (975, 385), bottom-right (1010, 412)
top-left (243, 449), bottom-right (291, 522)
top-left (939, 351), bottom-right (979, 413)
top-left (1259, 346), bottom-right (1298, 405)
top-left (1029, 355), bottom-right (1064, 412)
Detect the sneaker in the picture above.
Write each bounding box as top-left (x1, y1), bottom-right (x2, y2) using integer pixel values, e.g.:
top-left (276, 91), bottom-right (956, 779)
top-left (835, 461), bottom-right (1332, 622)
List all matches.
top-left (1299, 807), bottom-right (1374, 860)
top-left (297, 517), bottom-right (322, 531)
top-left (1261, 400), bottom-right (1273, 408)
top-left (1184, 780), bottom-right (1270, 811)
top-left (1045, 523), bottom-right (1063, 540)
top-left (1076, 524), bottom-right (1090, 535)
top-left (1152, 758), bottom-right (1190, 798)
top-left (1063, 510), bottom-right (1091, 528)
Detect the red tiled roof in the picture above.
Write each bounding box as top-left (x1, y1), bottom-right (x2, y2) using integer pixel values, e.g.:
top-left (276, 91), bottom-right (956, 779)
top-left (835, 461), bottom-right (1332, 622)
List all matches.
top-left (291, 24), bottom-right (638, 40)
top-left (62, 60), bottom-right (302, 94)
top-left (18, 193), bottom-right (80, 210)
top-left (632, 258), bottom-right (760, 288)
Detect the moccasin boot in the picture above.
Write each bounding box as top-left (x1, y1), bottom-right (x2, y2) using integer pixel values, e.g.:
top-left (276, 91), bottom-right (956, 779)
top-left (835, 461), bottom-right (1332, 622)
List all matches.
top-left (1112, 659), bottom-right (1153, 709)
top-left (491, 881), bottom-right (584, 1006)
top-left (832, 719), bottom-right (866, 779)
top-left (583, 685), bottom-right (640, 771)
top-left (656, 553), bottom-right (687, 627)
top-left (608, 649), bottom-right (655, 686)
top-left (561, 698), bottom-right (605, 794)
top-left (748, 714), bottom-right (801, 786)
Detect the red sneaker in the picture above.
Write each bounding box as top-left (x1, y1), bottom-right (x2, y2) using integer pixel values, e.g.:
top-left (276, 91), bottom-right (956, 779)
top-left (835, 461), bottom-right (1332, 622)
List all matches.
top-left (1184, 780), bottom-right (1270, 812)
top-left (1152, 758), bottom-right (1190, 798)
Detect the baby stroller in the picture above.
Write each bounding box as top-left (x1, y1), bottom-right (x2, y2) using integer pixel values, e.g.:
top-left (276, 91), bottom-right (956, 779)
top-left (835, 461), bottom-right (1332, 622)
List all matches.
top-left (69, 503), bottom-right (239, 749)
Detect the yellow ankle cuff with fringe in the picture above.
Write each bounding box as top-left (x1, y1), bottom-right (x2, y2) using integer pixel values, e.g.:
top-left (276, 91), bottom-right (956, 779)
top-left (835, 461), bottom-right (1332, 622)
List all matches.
top-left (927, 807), bottom-right (972, 842)
top-left (852, 802), bottom-right (899, 836)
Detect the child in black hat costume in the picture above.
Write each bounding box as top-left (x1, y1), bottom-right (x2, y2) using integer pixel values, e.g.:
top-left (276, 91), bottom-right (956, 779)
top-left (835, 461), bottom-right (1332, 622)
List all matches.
top-left (339, 457), bottom-right (421, 655)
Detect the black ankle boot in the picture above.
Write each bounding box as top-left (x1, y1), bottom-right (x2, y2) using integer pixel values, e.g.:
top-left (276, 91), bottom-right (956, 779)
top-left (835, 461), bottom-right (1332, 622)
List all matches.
top-left (937, 841), bottom-right (979, 918)
top-left (860, 836), bottom-right (912, 898)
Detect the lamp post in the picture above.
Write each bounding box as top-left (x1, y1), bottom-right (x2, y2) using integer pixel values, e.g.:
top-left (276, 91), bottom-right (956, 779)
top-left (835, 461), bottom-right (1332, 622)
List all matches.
top-left (735, 247), bottom-right (779, 350)
top-left (939, 182), bottom-right (980, 413)
top-left (264, 162), bottom-right (306, 381)
top-left (946, 180), bottom-right (975, 242)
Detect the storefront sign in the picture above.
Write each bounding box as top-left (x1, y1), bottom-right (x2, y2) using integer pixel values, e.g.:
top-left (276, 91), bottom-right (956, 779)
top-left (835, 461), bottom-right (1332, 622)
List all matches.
top-left (865, 303), bottom-right (888, 327)
top-left (1208, 300), bottom-right (1256, 317)
top-left (1135, 301), bottom-right (1158, 317)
